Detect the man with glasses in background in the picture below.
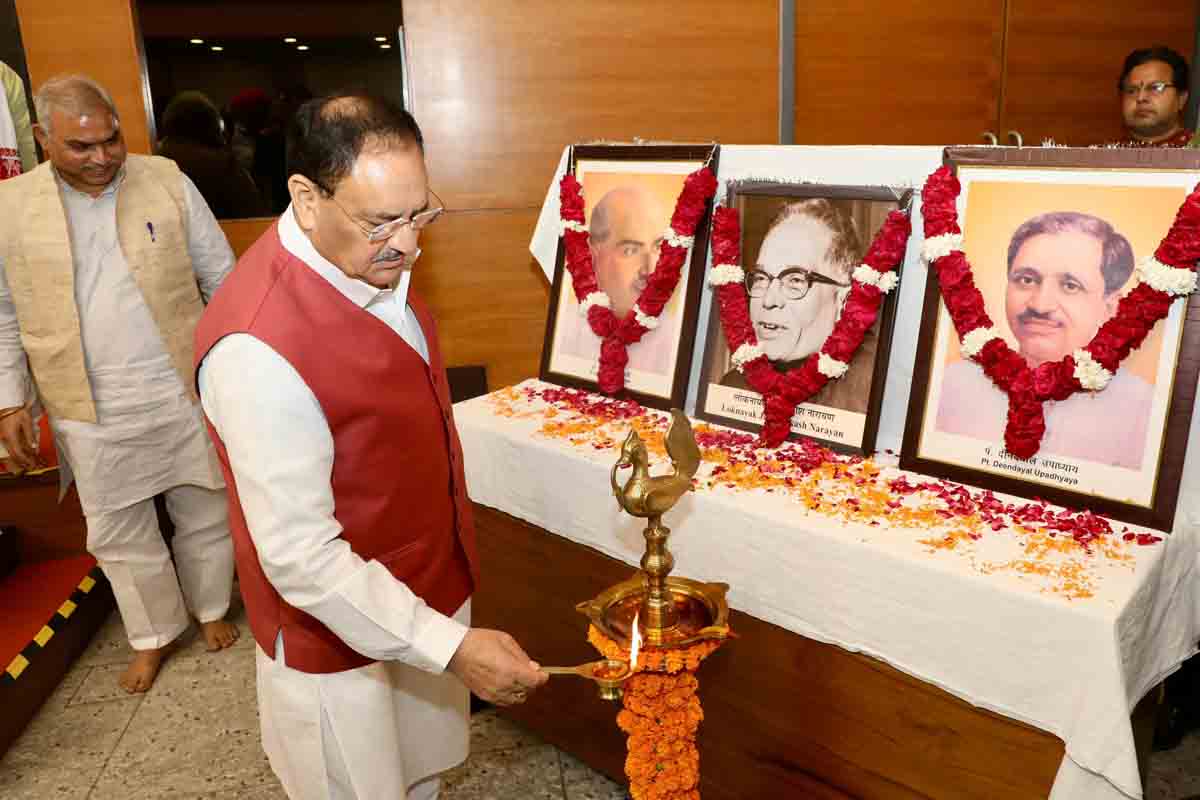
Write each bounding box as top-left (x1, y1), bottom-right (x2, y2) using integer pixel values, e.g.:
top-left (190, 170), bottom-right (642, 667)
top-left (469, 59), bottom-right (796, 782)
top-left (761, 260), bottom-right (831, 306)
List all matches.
top-left (720, 198), bottom-right (877, 414)
top-left (1112, 45), bottom-right (1197, 147)
top-left (195, 93), bottom-right (546, 800)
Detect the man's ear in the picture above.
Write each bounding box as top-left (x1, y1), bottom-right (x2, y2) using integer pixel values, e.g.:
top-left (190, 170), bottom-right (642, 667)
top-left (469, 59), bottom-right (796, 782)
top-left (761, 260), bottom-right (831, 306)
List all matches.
top-left (289, 175), bottom-right (320, 232)
top-left (833, 282), bottom-right (852, 322)
top-left (1179, 90), bottom-right (1190, 116)
top-left (1104, 292), bottom-right (1119, 319)
top-left (32, 123), bottom-right (49, 154)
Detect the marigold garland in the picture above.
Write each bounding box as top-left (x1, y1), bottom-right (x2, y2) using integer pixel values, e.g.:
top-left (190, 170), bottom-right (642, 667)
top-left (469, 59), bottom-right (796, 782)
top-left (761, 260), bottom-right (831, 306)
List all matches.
top-left (588, 625), bottom-right (727, 800)
top-left (560, 164), bottom-right (719, 395)
top-left (708, 205), bottom-right (912, 447)
top-left (920, 166), bottom-right (1200, 458)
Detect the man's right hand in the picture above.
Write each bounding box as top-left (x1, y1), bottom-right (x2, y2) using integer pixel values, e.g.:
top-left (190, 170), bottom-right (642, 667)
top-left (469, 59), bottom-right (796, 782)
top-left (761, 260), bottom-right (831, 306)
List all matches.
top-left (447, 628), bottom-right (549, 706)
top-left (0, 405), bottom-right (37, 471)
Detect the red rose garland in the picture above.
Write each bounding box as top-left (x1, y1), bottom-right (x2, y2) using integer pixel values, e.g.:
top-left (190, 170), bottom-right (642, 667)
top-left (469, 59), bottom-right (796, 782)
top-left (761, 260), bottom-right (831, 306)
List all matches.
top-left (559, 167), bottom-right (719, 394)
top-left (921, 166), bottom-right (1200, 458)
top-left (709, 206), bottom-right (912, 447)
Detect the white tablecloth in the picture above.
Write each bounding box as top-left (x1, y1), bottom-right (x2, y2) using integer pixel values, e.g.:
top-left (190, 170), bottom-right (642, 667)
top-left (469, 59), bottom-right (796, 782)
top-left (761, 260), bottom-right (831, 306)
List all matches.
top-left (456, 382), bottom-right (1200, 800)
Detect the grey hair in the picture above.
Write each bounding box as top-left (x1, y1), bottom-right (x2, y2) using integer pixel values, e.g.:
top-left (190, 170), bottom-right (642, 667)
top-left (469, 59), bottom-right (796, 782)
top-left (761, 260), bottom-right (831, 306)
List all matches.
top-left (33, 75), bottom-right (119, 134)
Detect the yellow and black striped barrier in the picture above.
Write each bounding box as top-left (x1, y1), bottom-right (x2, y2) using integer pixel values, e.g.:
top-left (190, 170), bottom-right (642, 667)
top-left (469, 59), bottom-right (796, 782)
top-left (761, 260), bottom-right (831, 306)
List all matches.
top-left (2, 565), bottom-right (104, 684)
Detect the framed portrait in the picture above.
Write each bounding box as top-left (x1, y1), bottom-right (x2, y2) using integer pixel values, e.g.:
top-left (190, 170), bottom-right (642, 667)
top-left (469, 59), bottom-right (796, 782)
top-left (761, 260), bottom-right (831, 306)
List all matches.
top-left (694, 182), bottom-right (910, 454)
top-left (901, 147), bottom-right (1200, 530)
top-left (539, 144), bottom-right (718, 410)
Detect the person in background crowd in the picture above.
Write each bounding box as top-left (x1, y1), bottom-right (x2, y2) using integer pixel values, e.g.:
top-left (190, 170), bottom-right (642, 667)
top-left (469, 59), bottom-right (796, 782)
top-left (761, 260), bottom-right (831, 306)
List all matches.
top-left (0, 60), bottom-right (35, 176)
top-left (0, 75), bottom-right (240, 693)
top-left (158, 91), bottom-right (266, 219)
top-left (1111, 45), bottom-right (1198, 147)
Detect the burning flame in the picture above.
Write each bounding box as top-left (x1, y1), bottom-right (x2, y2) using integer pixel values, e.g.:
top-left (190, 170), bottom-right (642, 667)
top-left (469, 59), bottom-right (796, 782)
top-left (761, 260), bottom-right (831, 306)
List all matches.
top-left (629, 610), bottom-right (641, 670)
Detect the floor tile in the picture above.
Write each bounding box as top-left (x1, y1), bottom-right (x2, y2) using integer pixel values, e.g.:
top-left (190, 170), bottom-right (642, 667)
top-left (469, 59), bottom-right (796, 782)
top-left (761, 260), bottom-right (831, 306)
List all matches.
top-left (87, 647), bottom-right (271, 800)
top-left (560, 751), bottom-right (627, 800)
top-left (472, 708), bottom-right (548, 754)
top-left (36, 656), bottom-right (92, 714)
top-left (0, 692), bottom-right (141, 800)
top-left (73, 611), bottom-right (134, 668)
top-left (442, 742), bottom-right (566, 800)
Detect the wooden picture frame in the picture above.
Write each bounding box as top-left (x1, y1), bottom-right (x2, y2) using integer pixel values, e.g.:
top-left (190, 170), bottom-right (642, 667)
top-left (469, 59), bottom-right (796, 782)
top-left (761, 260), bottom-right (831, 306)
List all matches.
top-left (900, 146), bottom-right (1200, 530)
top-left (694, 181), bottom-right (910, 455)
top-left (539, 144), bottom-right (718, 410)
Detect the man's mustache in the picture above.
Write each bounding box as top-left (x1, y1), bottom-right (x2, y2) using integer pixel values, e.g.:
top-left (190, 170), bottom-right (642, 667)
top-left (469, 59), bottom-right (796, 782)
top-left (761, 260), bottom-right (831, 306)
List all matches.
top-left (1017, 308), bottom-right (1061, 327)
top-left (371, 247), bottom-right (409, 265)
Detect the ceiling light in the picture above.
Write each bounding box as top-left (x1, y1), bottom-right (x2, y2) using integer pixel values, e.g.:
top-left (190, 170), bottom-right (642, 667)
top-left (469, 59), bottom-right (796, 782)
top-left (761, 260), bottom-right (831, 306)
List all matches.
top-left (296, 45), bottom-right (309, 51)
top-left (190, 38), bottom-right (203, 44)
top-left (374, 36), bottom-right (388, 42)
top-left (380, 44), bottom-right (392, 49)
top-left (284, 37), bottom-right (297, 43)
top-left (211, 46), bottom-right (223, 52)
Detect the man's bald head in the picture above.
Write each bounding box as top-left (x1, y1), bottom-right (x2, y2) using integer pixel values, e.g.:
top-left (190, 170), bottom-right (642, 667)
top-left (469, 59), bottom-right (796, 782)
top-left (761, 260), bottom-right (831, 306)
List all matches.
top-left (588, 185), bottom-right (666, 318)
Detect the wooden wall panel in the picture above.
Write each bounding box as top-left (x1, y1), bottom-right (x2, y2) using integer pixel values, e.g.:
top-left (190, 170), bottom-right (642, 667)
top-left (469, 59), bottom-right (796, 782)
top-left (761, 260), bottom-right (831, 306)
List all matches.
top-left (794, 1), bottom-right (1006, 145)
top-left (414, 210), bottom-right (548, 389)
top-left (404, 1), bottom-right (778, 211)
top-left (473, 504), bottom-right (1068, 800)
top-left (218, 217), bottom-right (273, 257)
top-left (14, 0), bottom-right (153, 154)
top-left (1001, 1), bottom-right (1196, 146)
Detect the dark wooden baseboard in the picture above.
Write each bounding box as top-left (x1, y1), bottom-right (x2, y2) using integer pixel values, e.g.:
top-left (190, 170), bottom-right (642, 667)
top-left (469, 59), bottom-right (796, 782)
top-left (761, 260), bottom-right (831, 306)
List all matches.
top-left (472, 503), bottom-right (1073, 800)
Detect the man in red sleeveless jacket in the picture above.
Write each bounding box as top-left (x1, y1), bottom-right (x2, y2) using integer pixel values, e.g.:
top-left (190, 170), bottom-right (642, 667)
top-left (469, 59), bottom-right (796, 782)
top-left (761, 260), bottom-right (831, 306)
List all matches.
top-left (195, 93), bottom-right (546, 800)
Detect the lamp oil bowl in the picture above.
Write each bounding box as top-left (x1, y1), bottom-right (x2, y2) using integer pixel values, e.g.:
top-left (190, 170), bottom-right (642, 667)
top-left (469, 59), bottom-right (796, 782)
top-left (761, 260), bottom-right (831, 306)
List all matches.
top-left (543, 658), bottom-right (632, 701)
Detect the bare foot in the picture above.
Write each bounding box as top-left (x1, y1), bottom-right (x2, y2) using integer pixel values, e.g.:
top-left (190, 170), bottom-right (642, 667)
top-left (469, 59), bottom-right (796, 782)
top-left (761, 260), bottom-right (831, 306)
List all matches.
top-left (119, 647), bottom-right (170, 694)
top-left (200, 619), bottom-right (240, 651)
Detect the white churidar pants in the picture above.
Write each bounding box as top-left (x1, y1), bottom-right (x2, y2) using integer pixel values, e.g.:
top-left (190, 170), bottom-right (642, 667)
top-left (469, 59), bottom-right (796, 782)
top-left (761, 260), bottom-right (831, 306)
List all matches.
top-left (256, 601), bottom-right (471, 800)
top-left (86, 483), bottom-right (234, 650)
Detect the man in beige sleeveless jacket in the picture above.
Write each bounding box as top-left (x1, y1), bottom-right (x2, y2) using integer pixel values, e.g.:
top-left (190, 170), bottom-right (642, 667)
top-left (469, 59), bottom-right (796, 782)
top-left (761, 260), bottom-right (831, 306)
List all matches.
top-left (0, 75), bottom-right (240, 692)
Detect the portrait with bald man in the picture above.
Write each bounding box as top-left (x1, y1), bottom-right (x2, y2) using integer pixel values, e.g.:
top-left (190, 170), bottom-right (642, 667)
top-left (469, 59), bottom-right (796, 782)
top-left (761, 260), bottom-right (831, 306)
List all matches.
top-left (545, 156), bottom-right (708, 403)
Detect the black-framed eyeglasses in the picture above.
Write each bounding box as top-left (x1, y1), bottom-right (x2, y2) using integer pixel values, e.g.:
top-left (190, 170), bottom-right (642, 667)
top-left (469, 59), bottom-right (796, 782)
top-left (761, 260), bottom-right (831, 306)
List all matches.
top-left (1120, 81), bottom-right (1176, 97)
top-left (318, 185), bottom-right (445, 243)
top-left (745, 266), bottom-right (849, 301)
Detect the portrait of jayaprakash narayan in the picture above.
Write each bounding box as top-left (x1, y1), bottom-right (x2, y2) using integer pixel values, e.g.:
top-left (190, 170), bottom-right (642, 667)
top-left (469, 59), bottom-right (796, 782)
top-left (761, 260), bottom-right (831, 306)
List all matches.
top-left (718, 198), bottom-right (878, 414)
top-left (935, 210), bottom-right (1152, 470)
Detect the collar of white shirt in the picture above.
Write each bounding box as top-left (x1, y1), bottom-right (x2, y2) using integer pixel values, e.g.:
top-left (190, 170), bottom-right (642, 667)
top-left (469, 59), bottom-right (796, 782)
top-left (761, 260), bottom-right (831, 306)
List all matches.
top-left (277, 203), bottom-right (411, 311)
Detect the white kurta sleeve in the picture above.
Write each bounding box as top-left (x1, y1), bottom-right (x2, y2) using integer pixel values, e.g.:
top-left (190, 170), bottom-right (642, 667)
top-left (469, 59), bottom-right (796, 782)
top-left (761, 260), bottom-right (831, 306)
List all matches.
top-left (198, 333), bottom-right (468, 673)
top-left (0, 254), bottom-right (30, 409)
top-left (181, 176), bottom-right (236, 302)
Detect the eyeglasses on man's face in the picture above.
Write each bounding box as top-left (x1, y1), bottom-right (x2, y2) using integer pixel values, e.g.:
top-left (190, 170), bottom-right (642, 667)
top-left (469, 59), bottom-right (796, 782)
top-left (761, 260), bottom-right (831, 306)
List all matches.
top-left (745, 266), bottom-right (849, 301)
top-left (319, 185), bottom-right (445, 243)
top-left (1121, 81), bottom-right (1176, 98)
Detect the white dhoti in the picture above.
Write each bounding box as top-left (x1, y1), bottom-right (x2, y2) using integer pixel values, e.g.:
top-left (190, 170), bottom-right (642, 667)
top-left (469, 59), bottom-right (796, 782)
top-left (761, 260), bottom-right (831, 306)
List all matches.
top-left (87, 483), bottom-right (234, 649)
top-left (56, 357), bottom-right (233, 650)
top-left (256, 601), bottom-right (471, 800)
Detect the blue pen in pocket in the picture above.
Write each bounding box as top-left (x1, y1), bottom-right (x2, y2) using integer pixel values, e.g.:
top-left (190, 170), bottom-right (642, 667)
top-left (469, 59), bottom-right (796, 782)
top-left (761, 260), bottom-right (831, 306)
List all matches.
top-left (147, 221), bottom-right (156, 242)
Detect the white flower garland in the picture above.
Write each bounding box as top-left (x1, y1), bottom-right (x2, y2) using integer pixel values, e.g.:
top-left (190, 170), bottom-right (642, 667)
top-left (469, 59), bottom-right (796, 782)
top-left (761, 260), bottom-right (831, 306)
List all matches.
top-left (960, 326), bottom-right (1003, 359)
top-left (852, 264), bottom-right (899, 294)
top-left (561, 219), bottom-right (587, 235)
top-left (578, 291), bottom-right (611, 315)
top-left (1135, 255), bottom-right (1198, 297)
top-left (817, 353), bottom-right (849, 379)
top-left (1073, 349), bottom-right (1114, 391)
top-left (922, 232), bottom-right (964, 263)
top-left (707, 263), bottom-right (745, 286)
top-left (663, 229), bottom-right (695, 249)
top-left (634, 307), bottom-right (659, 330)
top-left (731, 343), bottom-right (764, 370)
